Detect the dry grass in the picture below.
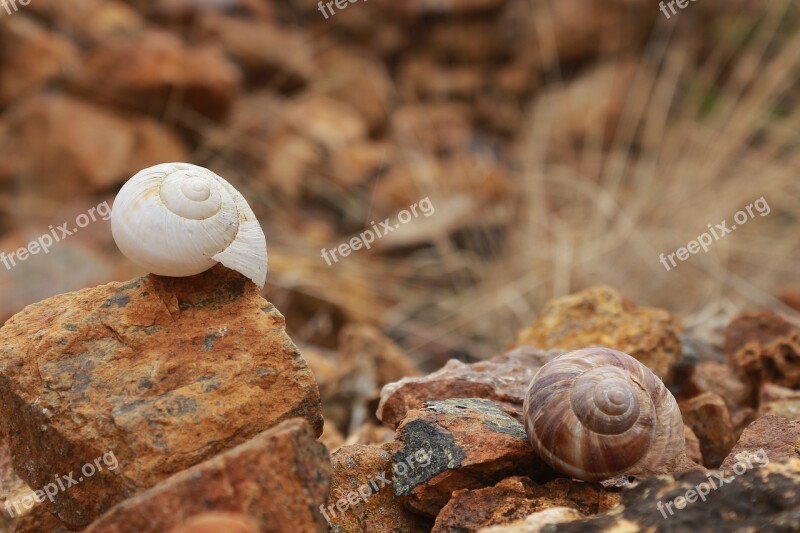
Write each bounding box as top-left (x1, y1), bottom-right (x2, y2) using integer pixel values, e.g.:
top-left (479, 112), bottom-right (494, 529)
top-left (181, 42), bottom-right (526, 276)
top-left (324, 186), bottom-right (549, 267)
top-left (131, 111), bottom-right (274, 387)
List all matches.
top-left (236, 1), bottom-right (800, 365)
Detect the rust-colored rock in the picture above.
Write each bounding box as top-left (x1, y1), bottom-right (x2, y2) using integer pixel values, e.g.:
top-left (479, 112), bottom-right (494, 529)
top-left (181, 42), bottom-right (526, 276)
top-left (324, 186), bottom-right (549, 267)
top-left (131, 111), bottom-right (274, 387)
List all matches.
top-left (725, 310), bottom-right (800, 388)
top-left (721, 414), bottom-right (800, 470)
top-left (679, 392), bottom-right (736, 468)
top-left (0, 265), bottom-right (322, 527)
top-left (25, 0), bottom-right (143, 45)
top-left (389, 398), bottom-right (553, 517)
top-left (515, 287), bottom-right (682, 380)
top-left (432, 476), bottom-right (619, 532)
top-left (75, 29), bottom-right (241, 121)
top-left (168, 513), bottom-right (259, 533)
top-left (324, 444), bottom-right (428, 533)
top-left (84, 419), bottom-right (330, 533)
top-left (378, 347), bottom-right (561, 428)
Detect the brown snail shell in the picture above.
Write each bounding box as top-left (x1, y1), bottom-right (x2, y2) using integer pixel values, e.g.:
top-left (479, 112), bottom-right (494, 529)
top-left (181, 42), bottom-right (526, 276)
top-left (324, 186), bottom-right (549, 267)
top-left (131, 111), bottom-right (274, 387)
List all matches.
top-left (523, 347), bottom-right (685, 482)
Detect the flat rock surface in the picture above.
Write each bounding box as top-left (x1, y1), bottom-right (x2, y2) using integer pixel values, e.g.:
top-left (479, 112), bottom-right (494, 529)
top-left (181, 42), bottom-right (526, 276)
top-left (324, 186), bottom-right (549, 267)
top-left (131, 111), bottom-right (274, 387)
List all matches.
top-left (389, 398), bottom-right (554, 517)
top-left (721, 414), bottom-right (800, 470)
top-left (378, 347), bottom-right (562, 428)
top-left (0, 265), bottom-right (322, 528)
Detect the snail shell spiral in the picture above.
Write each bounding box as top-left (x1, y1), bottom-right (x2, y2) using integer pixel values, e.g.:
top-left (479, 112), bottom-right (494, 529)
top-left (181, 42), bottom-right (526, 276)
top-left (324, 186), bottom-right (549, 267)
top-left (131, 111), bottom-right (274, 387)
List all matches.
top-left (523, 347), bottom-right (685, 481)
top-left (111, 163), bottom-right (268, 288)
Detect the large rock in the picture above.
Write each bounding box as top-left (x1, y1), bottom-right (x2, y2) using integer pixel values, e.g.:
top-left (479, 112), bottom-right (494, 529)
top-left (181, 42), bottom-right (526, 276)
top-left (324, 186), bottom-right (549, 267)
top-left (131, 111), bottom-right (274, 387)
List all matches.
top-left (550, 459), bottom-right (800, 532)
top-left (679, 392), bottom-right (736, 468)
top-left (721, 414), bottom-right (800, 470)
top-left (324, 444), bottom-right (428, 533)
top-left (378, 347), bottom-right (561, 428)
top-left (432, 476), bottom-right (619, 532)
top-left (84, 419), bottom-right (331, 533)
top-left (389, 398), bottom-right (553, 517)
top-left (515, 287), bottom-right (682, 380)
top-left (725, 310), bottom-right (800, 388)
top-left (0, 266), bottom-right (322, 528)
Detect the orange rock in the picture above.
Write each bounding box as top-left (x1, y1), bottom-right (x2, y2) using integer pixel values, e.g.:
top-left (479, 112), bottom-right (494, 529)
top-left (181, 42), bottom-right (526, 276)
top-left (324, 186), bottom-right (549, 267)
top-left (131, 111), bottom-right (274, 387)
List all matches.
top-left (680, 392), bottom-right (736, 468)
top-left (85, 419), bottom-right (330, 533)
top-left (432, 476), bottom-right (618, 532)
top-left (168, 512), bottom-right (260, 533)
top-left (0, 265), bottom-right (322, 527)
top-left (515, 286), bottom-right (683, 380)
top-left (324, 444), bottom-right (427, 532)
top-left (25, 0), bottom-right (143, 45)
top-left (378, 346), bottom-right (562, 428)
top-left (389, 398), bottom-right (553, 516)
top-left (725, 310), bottom-right (800, 388)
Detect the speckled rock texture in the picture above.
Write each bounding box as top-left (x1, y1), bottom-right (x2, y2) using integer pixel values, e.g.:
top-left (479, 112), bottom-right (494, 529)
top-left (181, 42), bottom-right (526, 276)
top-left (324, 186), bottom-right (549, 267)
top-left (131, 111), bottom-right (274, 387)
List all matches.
top-left (324, 444), bottom-right (429, 533)
top-left (378, 347), bottom-right (563, 428)
top-left (549, 459), bottom-right (800, 532)
top-left (725, 310), bottom-right (800, 388)
top-left (431, 476), bottom-right (620, 532)
top-left (84, 419), bottom-right (331, 533)
top-left (389, 398), bottom-right (554, 517)
top-left (0, 265), bottom-right (322, 528)
top-left (720, 414), bottom-right (800, 470)
top-left (514, 287), bottom-right (683, 380)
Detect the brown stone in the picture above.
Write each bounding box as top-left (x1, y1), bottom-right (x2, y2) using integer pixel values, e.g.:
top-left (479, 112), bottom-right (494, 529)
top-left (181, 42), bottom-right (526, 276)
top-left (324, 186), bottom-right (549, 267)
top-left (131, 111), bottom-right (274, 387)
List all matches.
top-left (0, 95), bottom-right (135, 196)
top-left (324, 444), bottom-right (427, 533)
top-left (682, 361), bottom-right (751, 411)
top-left (0, 265), bottom-right (322, 527)
top-left (25, 0), bottom-right (144, 45)
top-left (0, 15), bottom-right (79, 106)
top-left (84, 419), bottom-right (331, 533)
top-left (725, 310), bottom-right (800, 388)
top-left (721, 414), bottom-right (800, 470)
top-left (74, 29), bottom-right (241, 121)
top-left (515, 286), bottom-right (683, 380)
top-left (200, 14), bottom-right (314, 89)
top-left (168, 513), bottom-right (259, 533)
top-left (779, 290), bottom-right (800, 312)
top-left (389, 398), bottom-right (553, 516)
top-left (378, 347), bottom-right (561, 428)
top-left (679, 392), bottom-right (736, 468)
top-left (432, 476), bottom-right (619, 532)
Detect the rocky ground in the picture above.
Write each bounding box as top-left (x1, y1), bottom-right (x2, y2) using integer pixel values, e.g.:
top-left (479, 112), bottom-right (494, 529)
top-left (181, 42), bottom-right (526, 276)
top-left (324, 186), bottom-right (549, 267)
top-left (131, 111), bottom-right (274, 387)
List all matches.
top-left (1, 279), bottom-right (799, 532)
top-left (1, 0), bottom-right (799, 532)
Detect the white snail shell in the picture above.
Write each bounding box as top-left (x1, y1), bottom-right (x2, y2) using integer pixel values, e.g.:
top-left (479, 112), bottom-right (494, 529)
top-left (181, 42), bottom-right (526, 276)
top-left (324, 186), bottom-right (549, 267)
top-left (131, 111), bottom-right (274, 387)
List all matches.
top-left (111, 163), bottom-right (267, 288)
top-left (523, 347), bottom-right (685, 482)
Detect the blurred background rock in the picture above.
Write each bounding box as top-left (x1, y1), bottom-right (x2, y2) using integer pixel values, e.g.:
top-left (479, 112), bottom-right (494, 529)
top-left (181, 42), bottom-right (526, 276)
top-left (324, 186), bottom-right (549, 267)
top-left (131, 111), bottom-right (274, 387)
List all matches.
top-left (0, 0), bottom-right (798, 374)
